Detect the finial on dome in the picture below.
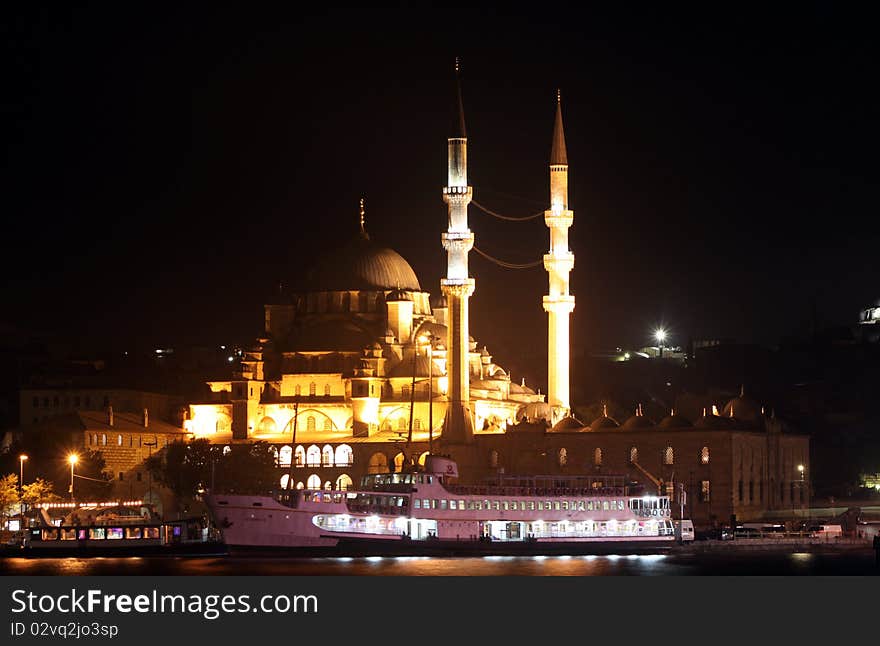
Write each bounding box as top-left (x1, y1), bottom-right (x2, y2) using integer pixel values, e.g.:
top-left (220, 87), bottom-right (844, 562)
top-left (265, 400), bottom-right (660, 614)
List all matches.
top-left (521, 377), bottom-right (525, 387)
top-left (730, 404), bottom-right (735, 418)
top-left (740, 384), bottom-right (745, 397)
top-left (670, 407), bottom-right (675, 417)
top-left (557, 88), bottom-right (561, 104)
top-left (602, 403), bottom-right (608, 417)
top-left (711, 404), bottom-right (720, 416)
top-left (702, 407), bottom-right (707, 417)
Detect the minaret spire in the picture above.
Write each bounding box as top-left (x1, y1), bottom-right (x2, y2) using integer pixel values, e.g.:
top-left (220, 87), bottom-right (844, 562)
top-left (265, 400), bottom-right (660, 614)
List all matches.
top-left (543, 89), bottom-right (575, 424)
top-left (440, 57), bottom-right (476, 444)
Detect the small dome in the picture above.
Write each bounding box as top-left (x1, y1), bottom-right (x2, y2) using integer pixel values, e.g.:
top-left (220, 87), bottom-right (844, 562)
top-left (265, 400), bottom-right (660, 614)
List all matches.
top-left (589, 416), bottom-right (620, 431)
top-left (658, 414), bottom-right (693, 429)
top-left (722, 387), bottom-right (762, 423)
top-left (385, 288), bottom-right (412, 302)
top-left (551, 416), bottom-right (584, 432)
top-left (430, 294), bottom-right (448, 308)
top-left (622, 415), bottom-right (655, 430)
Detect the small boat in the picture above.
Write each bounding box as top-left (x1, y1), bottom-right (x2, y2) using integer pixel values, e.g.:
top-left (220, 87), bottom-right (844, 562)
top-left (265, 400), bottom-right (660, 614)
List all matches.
top-left (2, 503), bottom-right (226, 558)
top-left (206, 455), bottom-right (681, 556)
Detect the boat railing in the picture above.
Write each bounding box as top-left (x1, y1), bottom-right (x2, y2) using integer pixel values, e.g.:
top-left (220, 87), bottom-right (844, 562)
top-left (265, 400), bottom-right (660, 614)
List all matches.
top-left (444, 484), bottom-right (626, 497)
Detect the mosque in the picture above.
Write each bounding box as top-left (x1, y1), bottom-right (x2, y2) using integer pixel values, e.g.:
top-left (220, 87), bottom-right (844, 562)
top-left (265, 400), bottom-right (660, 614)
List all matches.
top-left (21, 66), bottom-right (808, 530)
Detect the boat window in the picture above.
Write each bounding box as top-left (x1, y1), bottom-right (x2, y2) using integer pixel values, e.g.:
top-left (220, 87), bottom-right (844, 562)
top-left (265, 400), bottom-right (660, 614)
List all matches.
top-left (578, 501), bottom-right (585, 511)
top-left (414, 499), bottom-right (421, 509)
top-left (554, 502), bottom-right (561, 511)
top-left (602, 501), bottom-right (609, 511)
top-left (529, 501), bottom-right (536, 511)
top-left (537, 502), bottom-right (543, 511)
top-left (502, 501), bottom-right (508, 510)
top-left (493, 501), bottom-right (500, 510)
top-left (440, 500), bottom-right (447, 510)
top-left (562, 501), bottom-right (569, 510)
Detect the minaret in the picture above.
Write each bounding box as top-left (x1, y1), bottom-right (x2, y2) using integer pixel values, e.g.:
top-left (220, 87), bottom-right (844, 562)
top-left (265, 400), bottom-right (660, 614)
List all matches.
top-left (543, 90), bottom-right (575, 424)
top-left (440, 59), bottom-right (476, 444)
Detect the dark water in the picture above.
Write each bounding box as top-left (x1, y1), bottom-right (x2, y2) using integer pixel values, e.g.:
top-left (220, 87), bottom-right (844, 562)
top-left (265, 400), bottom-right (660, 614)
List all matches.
top-left (1, 551), bottom-right (877, 576)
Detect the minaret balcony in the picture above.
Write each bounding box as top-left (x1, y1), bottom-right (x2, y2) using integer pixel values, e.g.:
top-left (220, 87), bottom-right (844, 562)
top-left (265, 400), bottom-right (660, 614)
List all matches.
top-left (543, 252), bottom-right (575, 273)
top-left (544, 210), bottom-right (574, 227)
top-left (443, 186), bottom-right (472, 196)
top-left (542, 295), bottom-right (576, 313)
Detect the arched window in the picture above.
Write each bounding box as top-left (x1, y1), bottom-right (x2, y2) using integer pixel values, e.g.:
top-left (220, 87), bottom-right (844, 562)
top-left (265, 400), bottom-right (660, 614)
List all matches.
top-left (664, 446), bottom-right (674, 465)
top-left (382, 419), bottom-right (392, 431)
top-left (216, 414), bottom-right (232, 433)
top-left (393, 452), bottom-right (406, 473)
top-left (309, 382), bottom-right (316, 397)
top-left (295, 384), bottom-right (301, 396)
top-left (413, 418), bottom-right (421, 430)
top-left (279, 445), bottom-right (292, 467)
top-left (402, 385), bottom-right (410, 400)
top-left (280, 474), bottom-right (290, 489)
top-left (307, 474), bottom-right (321, 489)
top-left (307, 416), bottom-right (316, 431)
top-left (269, 446), bottom-right (279, 465)
top-left (367, 452), bottom-right (388, 474)
top-left (117, 434), bottom-right (123, 446)
top-left (336, 474), bottom-right (353, 491)
top-left (306, 445), bottom-right (321, 467)
top-left (294, 445), bottom-right (305, 466)
top-left (296, 481), bottom-right (305, 490)
top-left (324, 384), bottom-right (331, 397)
top-left (101, 434), bottom-right (107, 445)
top-left (489, 450), bottom-right (499, 468)
top-left (258, 417), bottom-right (277, 434)
top-left (630, 447), bottom-right (638, 463)
top-left (335, 444), bottom-right (353, 467)
top-left (223, 445), bottom-right (231, 455)
top-left (594, 448), bottom-right (603, 466)
top-left (418, 451), bottom-right (429, 466)
top-left (701, 446), bottom-right (710, 464)
top-left (558, 448), bottom-right (567, 467)
top-left (323, 418), bottom-right (332, 431)
top-left (321, 445), bottom-right (334, 467)
top-left (397, 418), bottom-right (407, 430)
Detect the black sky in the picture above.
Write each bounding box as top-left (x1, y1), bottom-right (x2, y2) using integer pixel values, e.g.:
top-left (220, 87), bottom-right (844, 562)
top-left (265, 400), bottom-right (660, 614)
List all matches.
top-left (2, 4), bottom-right (878, 385)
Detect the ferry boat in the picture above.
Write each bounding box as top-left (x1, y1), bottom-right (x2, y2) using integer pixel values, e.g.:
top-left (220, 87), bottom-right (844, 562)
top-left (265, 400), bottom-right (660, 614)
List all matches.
top-left (206, 455), bottom-right (679, 555)
top-left (2, 503), bottom-right (227, 558)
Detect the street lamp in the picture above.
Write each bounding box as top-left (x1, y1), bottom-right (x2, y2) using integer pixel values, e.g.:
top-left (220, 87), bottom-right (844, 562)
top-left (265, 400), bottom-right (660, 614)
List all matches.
top-left (68, 453), bottom-right (79, 503)
top-left (654, 328), bottom-right (667, 358)
top-left (19, 455), bottom-right (28, 528)
top-left (418, 334), bottom-right (434, 456)
top-left (797, 464), bottom-right (806, 524)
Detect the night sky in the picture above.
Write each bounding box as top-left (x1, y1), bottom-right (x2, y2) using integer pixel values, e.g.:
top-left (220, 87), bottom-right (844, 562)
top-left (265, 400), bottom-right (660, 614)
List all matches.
top-left (3, 5), bottom-right (878, 384)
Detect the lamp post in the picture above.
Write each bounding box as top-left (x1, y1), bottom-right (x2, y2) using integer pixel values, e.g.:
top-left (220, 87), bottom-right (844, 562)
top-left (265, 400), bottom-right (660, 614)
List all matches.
top-left (144, 439), bottom-right (158, 507)
top-left (797, 464), bottom-right (805, 525)
top-left (654, 328), bottom-right (667, 359)
top-left (68, 454), bottom-right (79, 503)
top-left (19, 455), bottom-right (28, 527)
top-left (418, 334), bottom-right (434, 456)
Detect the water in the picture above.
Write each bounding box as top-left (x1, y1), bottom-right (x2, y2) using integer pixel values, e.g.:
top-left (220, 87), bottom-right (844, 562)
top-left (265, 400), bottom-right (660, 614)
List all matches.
top-left (1, 551), bottom-right (876, 576)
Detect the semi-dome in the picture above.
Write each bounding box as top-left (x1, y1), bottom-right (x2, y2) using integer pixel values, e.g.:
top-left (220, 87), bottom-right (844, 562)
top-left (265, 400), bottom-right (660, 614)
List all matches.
top-left (385, 288), bottom-right (413, 301)
top-left (306, 233), bottom-right (421, 292)
top-left (694, 412), bottom-right (731, 429)
top-left (430, 294), bottom-right (448, 308)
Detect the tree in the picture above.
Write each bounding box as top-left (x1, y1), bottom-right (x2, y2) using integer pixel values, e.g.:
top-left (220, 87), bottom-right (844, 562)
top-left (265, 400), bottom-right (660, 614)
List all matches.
top-left (0, 474), bottom-right (19, 527)
top-left (214, 442), bottom-right (278, 494)
top-left (20, 478), bottom-right (60, 507)
top-left (146, 439), bottom-right (216, 504)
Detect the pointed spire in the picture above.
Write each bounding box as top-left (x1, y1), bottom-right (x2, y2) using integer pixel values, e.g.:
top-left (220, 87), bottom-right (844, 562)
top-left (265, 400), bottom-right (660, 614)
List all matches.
top-left (358, 197), bottom-right (369, 240)
top-left (450, 57), bottom-right (467, 139)
top-left (602, 403), bottom-right (608, 417)
top-left (550, 88), bottom-right (568, 165)
top-left (740, 384), bottom-right (746, 397)
top-left (670, 407), bottom-right (675, 417)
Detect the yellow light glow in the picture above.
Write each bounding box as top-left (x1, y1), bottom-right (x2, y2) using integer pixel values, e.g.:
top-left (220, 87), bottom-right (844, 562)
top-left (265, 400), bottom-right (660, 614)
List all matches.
top-left (68, 454), bottom-right (79, 465)
top-left (654, 328), bottom-right (667, 343)
top-left (19, 455), bottom-right (28, 462)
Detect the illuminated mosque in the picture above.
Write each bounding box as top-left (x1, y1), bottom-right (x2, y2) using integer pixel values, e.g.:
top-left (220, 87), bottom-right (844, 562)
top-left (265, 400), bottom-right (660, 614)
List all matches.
top-left (167, 66), bottom-right (808, 528)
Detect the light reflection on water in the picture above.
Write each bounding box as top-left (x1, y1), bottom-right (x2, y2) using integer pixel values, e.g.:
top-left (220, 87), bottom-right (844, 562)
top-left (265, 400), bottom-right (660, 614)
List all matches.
top-left (0, 551), bottom-right (873, 576)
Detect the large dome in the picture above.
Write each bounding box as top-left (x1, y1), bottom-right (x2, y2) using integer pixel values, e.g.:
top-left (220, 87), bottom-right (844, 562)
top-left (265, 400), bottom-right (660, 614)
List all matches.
top-left (306, 232), bottom-right (421, 292)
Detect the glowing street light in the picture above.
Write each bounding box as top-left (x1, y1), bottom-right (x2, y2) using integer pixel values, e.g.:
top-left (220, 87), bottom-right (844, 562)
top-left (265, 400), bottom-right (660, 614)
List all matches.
top-left (68, 453), bottom-right (79, 502)
top-left (654, 328), bottom-right (667, 358)
top-left (18, 455), bottom-right (28, 493)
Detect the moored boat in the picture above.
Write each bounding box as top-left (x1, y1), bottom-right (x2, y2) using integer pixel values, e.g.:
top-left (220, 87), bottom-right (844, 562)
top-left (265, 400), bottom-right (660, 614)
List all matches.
top-left (206, 455), bottom-right (680, 556)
